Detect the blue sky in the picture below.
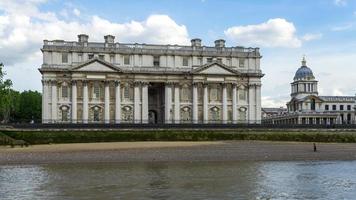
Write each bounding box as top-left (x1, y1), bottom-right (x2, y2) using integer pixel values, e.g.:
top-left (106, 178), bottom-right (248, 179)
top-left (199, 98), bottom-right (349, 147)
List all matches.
top-left (1, 0), bottom-right (356, 107)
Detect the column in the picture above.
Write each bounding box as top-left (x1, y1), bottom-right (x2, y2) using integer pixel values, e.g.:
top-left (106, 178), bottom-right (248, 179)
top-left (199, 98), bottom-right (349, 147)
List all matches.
top-left (232, 83), bottom-right (237, 124)
top-left (83, 81), bottom-right (89, 123)
top-left (222, 83), bottom-right (228, 123)
top-left (71, 80), bottom-right (77, 123)
top-left (165, 83), bottom-right (172, 123)
top-left (104, 81), bottom-right (110, 124)
top-left (51, 80), bottom-right (57, 123)
top-left (174, 83), bottom-right (180, 124)
top-left (42, 80), bottom-right (49, 123)
top-left (142, 82), bottom-right (148, 123)
top-left (256, 84), bottom-right (262, 124)
top-left (203, 83), bottom-right (208, 124)
top-left (134, 82), bottom-right (141, 123)
top-left (248, 84), bottom-right (256, 124)
top-left (192, 83), bottom-right (198, 124)
top-left (115, 81), bottom-right (121, 124)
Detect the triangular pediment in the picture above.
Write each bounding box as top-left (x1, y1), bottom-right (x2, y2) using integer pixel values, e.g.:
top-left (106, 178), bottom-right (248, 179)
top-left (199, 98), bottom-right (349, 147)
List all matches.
top-left (71, 58), bottom-right (122, 72)
top-left (192, 62), bottom-right (240, 75)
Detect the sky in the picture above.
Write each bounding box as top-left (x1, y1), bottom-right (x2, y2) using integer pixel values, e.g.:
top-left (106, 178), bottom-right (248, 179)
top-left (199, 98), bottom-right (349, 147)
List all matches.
top-left (0, 0), bottom-right (356, 107)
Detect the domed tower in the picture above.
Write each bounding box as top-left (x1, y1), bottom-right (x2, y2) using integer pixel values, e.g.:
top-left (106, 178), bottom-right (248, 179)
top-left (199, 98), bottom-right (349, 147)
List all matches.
top-left (290, 56), bottom-right (318, 99)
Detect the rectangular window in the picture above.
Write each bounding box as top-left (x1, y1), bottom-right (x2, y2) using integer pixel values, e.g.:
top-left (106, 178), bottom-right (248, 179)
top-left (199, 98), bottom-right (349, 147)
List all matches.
top-left (123, 55), bottom-right (130, 65)
top-left (88, 54), bottom-right (94, 60)
top-left (93, 83), bottom-right (100, 99)
top-left (207, 57), bottom-right (213, 63)
top-left (340, 105), bottom-right (344, 110)
top-left (78, 54), bottom-right (83, 62)
top-left (153, 56), bottom-right (160, 67)
top-left (182, 57), bottom-right (189, 66)
top-left (347, 105), bottom-right (351, 110)
top-left (332, 105), bottom-right (337, 110)
top-left (239, 58), bottom-right (245, 68)
top-left (62, 53), bottom-right (68, 63)
top-left (239, 90), bottom-right (246, 100)
top-left (98, 55), bottom-right (105, 60)
top-left (62, 86), bottom-right (68, 98)
top-left (198, 57), bottom-right (203, 65)
top-left (110, 55), bottom-right (115, 63)
top-left (325, 105), bottom-right (329, 111)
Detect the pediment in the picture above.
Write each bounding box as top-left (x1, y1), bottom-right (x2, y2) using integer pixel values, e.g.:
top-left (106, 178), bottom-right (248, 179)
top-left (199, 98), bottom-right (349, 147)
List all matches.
top-left (71, 58), bottom-right (122, 72)
top-left (192, 62), bottom-right (239, 75)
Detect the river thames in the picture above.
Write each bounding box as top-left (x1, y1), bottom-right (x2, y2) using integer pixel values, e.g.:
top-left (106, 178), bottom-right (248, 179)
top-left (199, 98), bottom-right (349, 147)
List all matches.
top-left (1, 161), bottom-right (356, 199)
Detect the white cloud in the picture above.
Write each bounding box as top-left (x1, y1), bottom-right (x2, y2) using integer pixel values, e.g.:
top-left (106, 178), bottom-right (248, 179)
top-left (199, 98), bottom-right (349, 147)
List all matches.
top-left (224, 18), bottom-right (302, 48)
top-left (0, 1), bottom-right (190, 66)
top-left (261, 96), bottom-right (287, 108)
top-left (331, 23), bottom-right (353, 31)
top-left (334, 0), bottom-right (347, 6)
top-left (73, 8), bottom-right (80, 17)
top-left (302, 33), bottom-right (322, 41)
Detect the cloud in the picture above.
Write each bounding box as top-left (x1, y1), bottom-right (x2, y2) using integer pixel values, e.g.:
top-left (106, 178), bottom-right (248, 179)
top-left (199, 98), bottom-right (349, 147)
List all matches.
top-left (261, 96), bottom-right (287, 108)
top-left (0, 1), bottom-right (190, 66)
top-left (224, 18), bottom-right (302, 48)
top-left (334, 0), bottom-right (347, 6)
top-left (331, 23), bottom-right (353, 31)
top-left (302, 33), bottom-right (322, 41)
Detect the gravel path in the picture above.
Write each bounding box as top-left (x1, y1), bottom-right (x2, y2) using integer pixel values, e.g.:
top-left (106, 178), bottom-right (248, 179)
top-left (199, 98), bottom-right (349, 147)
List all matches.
top-left (1, 141), bottom-right (356, 164)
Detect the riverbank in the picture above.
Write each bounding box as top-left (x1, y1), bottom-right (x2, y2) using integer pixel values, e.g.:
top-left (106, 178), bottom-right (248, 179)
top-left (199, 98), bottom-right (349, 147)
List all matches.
top-left (1, 141), bottom-right (356, 164)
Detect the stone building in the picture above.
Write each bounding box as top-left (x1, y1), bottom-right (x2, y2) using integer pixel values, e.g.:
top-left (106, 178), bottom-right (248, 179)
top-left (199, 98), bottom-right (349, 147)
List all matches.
top-left (263, 57), bottom-right (356, 125)
top-left (40, 34), bottom-right (263, 124)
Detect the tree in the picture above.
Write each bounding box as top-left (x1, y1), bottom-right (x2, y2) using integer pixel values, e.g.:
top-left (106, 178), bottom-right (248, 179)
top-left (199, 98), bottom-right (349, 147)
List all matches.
top-left (0, 63), bottom-right (15, 123)
top-left (17, 90), bottom-right (42, 122)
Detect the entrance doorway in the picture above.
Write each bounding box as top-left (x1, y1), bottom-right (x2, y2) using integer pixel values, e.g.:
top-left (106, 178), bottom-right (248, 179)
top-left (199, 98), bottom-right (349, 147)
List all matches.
top-left (148, 83), bottom-right (165, 124)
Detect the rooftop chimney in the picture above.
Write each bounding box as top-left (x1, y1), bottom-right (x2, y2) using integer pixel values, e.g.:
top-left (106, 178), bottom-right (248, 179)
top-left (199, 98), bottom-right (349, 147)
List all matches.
top-left (191, 38), bottom-right (202, 47)
top-left (214, 39), bottom-right (225, 48)
top-left (104, 35), bottom-right (115, 43)
top-left (78, 34), bottom-right (89, 45)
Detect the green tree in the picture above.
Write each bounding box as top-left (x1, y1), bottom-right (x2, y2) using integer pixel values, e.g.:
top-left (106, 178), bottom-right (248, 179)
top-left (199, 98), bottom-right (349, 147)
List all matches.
top-left (17, 90), bottom-right (42, 122)
top-left (0, 63), bottom-right (15, 123)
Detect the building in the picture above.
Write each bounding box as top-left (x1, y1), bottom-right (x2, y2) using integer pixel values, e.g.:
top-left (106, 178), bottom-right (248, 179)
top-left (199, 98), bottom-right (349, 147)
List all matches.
top-left (40, 34), bottom-right (263, 124)
top-left (261, 107), bottom-right (288, 119)
top-left (263, 57), bottom-right (356, 125)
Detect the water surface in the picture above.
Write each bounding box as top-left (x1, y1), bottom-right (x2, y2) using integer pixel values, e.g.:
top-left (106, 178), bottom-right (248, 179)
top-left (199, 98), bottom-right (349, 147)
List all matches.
top-left (1, 161), bottom-right (356, 199)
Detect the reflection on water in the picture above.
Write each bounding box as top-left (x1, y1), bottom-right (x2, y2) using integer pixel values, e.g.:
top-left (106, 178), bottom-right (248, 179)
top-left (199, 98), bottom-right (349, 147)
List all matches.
top-left (1, 161), bottom-right (356, 200)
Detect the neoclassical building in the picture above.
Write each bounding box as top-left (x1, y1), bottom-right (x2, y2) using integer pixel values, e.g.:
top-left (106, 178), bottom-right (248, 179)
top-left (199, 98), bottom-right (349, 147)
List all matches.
top-left (40, 34), bottom-right (263, 124)
top-left (263, 57), bottom-right (356, 125)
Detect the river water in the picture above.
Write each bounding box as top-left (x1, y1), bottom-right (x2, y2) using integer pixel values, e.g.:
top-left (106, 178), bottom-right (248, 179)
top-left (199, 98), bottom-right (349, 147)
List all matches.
top-left (0, 161), bottom-right (356, 200)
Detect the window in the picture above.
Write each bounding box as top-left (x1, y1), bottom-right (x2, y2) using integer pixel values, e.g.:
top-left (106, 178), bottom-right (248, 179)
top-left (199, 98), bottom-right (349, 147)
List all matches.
top-left (153, 56), bottom-right (160, 67)
top-left (226, 58), bottom-right (231, 66)
top-left (123, 55), bottom-right (130, 65)
top-left (239, 58), bottom-right (245, 68)
top-left (217, 58), bottom-right (222, 63)
top-left (93, 108), bottom-right (100, 122)
top-left (182, 57), bottom-right (189, 66)
top-left (124, 86), bottom-right (130, 100)
top-left (325, 105), bottom-right (329, 111)
top-left (62, 85), bottom-right (68, 98)
top-left (207, 57), bottom-right (213, 63)
top-left (99, 55), bottom-right (105, 60)
top-left (88, 54), bottom-right (94, 60)
top-left (62, 53), bottom-right (68, 63)
top-left (311, 99), bottom-right (316, 110)
top-left (61, 109), bottom-right (68, 121)
top-left (340, 105), bottom-right (344, 111)
top-left (110, 55), bottom-right (115, 63)
top-left (93, 83), bottom-right (100, 99)
top-left (78, 54), bottom-right (83, 62)
top-left (347, 105), bottom-right (351, 110)
top-left (198, 57), bottom-right (203, 65)
top-left (210, 88), bottom-right (218, 101)
top-left (332, 105), bottom-right (337, 111)
top-left (239, 90), bottom-right (246, 100)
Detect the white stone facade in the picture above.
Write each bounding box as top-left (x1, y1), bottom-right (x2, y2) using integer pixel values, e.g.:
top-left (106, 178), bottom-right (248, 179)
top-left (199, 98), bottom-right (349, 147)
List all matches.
top-left (40, 34), bottom-right (263, 124)
top-left (263, 57), bottom-right (356, 125)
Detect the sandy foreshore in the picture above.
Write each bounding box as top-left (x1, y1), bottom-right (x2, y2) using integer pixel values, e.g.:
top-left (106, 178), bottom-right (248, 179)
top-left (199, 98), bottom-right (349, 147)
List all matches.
top-left (1, 141), bottom-right (356, 164)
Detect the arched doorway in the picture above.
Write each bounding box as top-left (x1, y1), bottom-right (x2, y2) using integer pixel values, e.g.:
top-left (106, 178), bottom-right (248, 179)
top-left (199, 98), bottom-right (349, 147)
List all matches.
top-left (148, 110), bottom-right (157, 124)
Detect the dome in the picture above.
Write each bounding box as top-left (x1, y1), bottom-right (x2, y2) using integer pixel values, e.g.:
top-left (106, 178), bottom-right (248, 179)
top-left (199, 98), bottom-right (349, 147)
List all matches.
top-left (293, 57), bottom-right (314, 80)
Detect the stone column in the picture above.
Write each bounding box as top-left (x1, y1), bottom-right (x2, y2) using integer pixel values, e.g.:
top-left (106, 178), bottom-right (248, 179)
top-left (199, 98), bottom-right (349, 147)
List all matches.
top-left (203, 83), bottom-right (209, 124)
top-left (104, 81), bottom-right (110, 124)
top-left (192, 82), bottom-right (198, 124)
top-left (115, 81), bottom-right (121, 124)
top-left (256, 84), bottom-right (262, 124)
top-left (248, 83), bottom-right (256, 124)
top-left (174, 83), bottom-right (180, 124)
top-left (232, 83), bottom-right (237, 124)
top-left (165, 83), bottom-right (172, 123)
top-left (222, 83), bottom-right (228, 123)
top-left (83, 81), bottom-right (89, 123)
top-left (42, 80), bottom-right (49, 123)
top-left (134, 82), bottom-right (141, 123)
top-left (51, 80), bottom-right (57, 123)
top-left (71, 80), bottom-right (77, 123)
top-left (141, 82), bottom-right (149, 124)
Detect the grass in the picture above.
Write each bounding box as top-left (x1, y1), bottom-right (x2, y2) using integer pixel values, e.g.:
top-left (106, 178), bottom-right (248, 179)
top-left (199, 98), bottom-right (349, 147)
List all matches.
top-left (1, 129), bottom-right (356, 144)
